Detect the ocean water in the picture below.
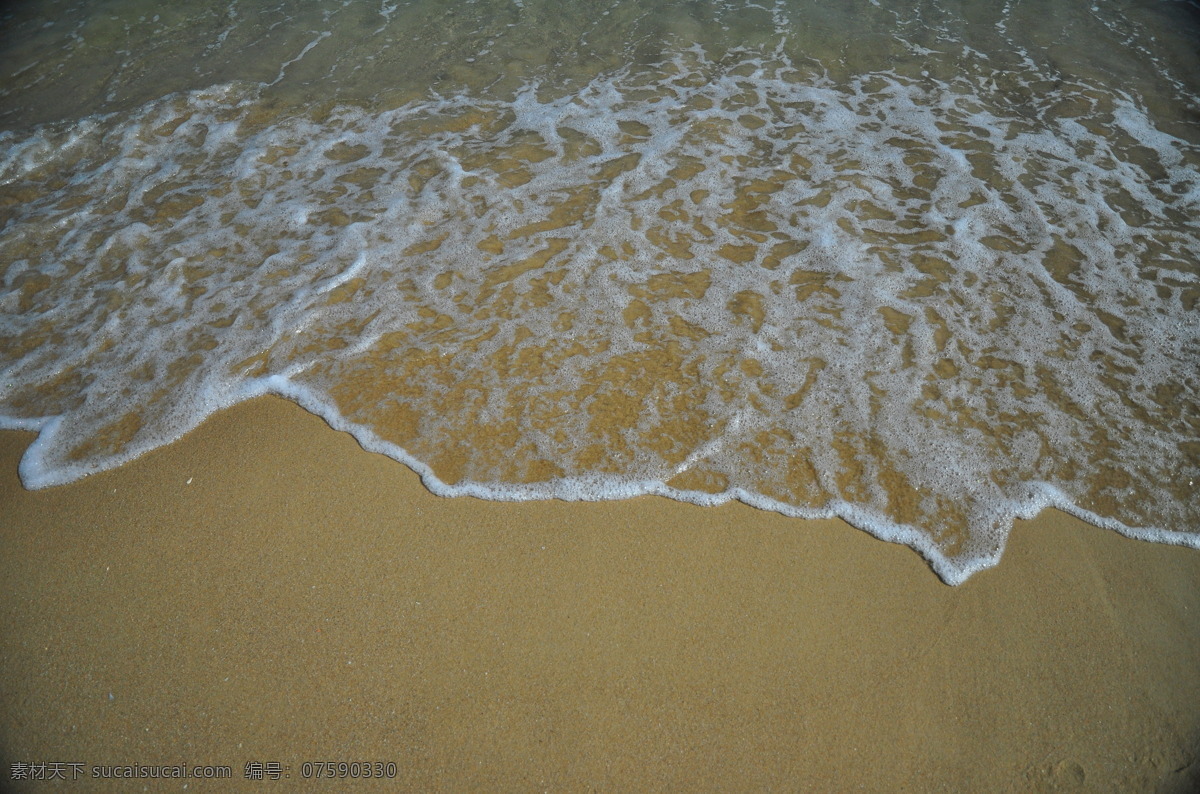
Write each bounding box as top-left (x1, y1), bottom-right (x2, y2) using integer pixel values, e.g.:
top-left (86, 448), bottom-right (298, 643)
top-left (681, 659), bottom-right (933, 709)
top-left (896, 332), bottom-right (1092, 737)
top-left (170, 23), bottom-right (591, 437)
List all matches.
top-left (1, 0), bottom-right (1198, 583)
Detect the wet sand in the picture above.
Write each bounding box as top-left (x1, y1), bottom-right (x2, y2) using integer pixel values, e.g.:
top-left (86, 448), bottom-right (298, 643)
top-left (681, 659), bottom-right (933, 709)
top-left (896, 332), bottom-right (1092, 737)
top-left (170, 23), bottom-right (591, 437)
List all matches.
top-left (2, 394), bottom-right (1199, 791)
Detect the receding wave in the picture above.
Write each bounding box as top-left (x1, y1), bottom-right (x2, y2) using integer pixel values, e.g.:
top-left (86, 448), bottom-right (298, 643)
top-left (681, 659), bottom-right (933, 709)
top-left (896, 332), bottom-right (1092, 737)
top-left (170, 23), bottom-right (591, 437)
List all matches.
top-left (2, 40), bottom-right (1198, 582)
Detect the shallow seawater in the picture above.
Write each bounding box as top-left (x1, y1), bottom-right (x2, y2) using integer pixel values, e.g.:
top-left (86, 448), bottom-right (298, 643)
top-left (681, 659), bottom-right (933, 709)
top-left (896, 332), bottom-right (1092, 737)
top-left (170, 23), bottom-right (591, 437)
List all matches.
top-left (1, 0), bottom-right (1198, 583)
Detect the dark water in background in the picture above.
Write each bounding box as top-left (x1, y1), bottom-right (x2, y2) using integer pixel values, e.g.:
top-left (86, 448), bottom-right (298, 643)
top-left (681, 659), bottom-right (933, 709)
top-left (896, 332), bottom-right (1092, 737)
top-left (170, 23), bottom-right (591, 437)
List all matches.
top-left (1, 0), bottom-right (1198, 582)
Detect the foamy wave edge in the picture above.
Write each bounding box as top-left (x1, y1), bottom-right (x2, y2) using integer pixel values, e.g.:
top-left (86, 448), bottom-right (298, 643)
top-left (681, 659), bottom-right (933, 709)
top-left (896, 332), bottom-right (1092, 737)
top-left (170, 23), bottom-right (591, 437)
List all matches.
top-left (4, 40), bottom-right (1198, 585)
top-left (8, 382), bottom-right (1197, 586)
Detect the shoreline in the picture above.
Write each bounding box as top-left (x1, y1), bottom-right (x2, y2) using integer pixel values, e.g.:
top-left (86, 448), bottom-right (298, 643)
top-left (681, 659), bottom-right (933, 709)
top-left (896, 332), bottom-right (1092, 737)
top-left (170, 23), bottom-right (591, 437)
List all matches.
top-left (3, 394), bottom-right (1199, 790)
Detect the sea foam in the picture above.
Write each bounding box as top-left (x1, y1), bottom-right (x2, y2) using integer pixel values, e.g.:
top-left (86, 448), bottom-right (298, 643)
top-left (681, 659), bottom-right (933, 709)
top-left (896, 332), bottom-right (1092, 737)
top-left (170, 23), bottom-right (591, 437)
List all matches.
top-left (1, 45), bottom-right (1198, 583)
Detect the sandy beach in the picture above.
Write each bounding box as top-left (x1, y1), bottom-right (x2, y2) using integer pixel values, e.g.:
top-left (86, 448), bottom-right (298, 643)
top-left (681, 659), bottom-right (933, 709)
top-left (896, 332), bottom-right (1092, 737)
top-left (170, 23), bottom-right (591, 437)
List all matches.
top-left (0, 394), bottom-right (1197, 791)
top-left (2, 0), bottom-right (1200, 789)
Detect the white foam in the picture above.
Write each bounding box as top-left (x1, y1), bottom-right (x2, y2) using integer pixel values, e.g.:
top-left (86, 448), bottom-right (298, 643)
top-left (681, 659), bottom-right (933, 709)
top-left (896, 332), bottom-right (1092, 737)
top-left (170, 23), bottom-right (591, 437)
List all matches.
top-left (2, 42), bottom-right (1198, 583)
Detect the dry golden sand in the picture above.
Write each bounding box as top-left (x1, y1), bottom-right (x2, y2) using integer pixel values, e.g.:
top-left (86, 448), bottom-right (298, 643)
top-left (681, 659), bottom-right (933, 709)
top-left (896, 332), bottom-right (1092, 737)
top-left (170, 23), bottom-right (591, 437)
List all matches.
top-left (2, 395), bottom-right (1199, 792)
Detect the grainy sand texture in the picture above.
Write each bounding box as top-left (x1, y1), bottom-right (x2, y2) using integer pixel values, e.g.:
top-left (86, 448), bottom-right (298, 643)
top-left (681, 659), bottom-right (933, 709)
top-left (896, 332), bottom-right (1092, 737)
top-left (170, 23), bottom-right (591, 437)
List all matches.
top-left (3, 395), bottom-right (1199, 791)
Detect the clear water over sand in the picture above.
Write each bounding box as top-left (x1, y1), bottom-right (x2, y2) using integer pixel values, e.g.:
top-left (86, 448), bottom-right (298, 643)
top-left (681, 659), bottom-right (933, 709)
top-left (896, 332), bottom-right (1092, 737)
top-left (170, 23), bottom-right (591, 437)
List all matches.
top-left (1, 0), bottom-right (1198, 582)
